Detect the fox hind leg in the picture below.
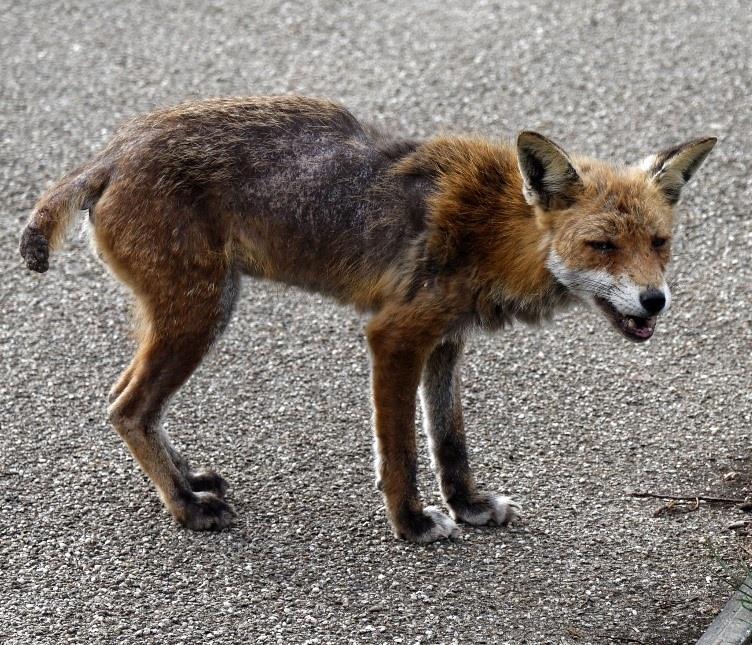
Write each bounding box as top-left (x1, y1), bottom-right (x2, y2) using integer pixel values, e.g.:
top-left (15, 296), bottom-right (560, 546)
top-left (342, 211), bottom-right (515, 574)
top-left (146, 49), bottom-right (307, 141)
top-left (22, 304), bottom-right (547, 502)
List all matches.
top-left (420, 338), bottom-right (521, 527)
top-left (108, 358), bottom-right (136, 403)
top-left (107, 271), bottom-right (239, 529)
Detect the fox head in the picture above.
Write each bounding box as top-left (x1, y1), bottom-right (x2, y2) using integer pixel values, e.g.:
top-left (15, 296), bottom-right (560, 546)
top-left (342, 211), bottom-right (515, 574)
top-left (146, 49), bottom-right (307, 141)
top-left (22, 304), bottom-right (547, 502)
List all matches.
top-left (516, 131), bottom-right (716, 342)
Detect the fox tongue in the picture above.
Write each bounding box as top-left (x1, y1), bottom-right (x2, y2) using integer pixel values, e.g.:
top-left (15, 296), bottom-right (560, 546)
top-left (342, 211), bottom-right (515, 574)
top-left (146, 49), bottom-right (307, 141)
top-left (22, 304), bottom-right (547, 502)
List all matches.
top-left (594, 296), bottom-right (656, 342)
top-left (624, 315), bottom-right (654, 337)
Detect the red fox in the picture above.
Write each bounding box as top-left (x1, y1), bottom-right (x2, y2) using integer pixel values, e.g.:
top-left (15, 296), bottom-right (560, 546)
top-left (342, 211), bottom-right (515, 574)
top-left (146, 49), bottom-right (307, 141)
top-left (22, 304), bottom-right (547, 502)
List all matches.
top-left (19, 97), bottom-right (715, 543)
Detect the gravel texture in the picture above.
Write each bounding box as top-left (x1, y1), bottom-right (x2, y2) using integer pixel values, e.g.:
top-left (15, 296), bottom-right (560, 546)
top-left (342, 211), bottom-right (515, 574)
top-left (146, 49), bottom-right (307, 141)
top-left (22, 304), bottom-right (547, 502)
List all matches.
top-left (2, 1), bottom-right (751, 643)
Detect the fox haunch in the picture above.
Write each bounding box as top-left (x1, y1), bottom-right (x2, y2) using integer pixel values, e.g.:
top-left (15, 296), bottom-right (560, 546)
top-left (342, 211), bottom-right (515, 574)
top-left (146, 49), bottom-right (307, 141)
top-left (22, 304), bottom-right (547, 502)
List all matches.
top-left (20, 96), bottom-right (716, 542)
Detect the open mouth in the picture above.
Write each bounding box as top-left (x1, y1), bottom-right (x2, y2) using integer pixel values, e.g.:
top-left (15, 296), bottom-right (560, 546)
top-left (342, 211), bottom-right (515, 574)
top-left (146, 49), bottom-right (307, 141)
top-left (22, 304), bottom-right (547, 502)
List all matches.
top-left (594, 297), bottom-right (657, 343)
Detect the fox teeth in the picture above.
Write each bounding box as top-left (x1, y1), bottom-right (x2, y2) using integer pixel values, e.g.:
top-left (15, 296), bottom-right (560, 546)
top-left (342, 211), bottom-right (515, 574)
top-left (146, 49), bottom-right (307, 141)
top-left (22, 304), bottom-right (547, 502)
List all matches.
top-left (625, 318), bottom-right (636, 329)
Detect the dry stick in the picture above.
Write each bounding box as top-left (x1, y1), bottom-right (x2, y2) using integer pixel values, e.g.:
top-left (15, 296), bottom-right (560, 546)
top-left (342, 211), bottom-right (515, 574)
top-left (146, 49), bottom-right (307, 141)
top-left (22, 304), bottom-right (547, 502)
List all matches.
top-left (629, 491), bottom-right (748, 505)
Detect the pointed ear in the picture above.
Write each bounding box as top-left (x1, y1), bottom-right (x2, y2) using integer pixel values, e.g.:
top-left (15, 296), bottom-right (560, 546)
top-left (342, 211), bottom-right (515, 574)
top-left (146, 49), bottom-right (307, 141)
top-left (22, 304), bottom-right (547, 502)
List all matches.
top-left (516, 131), bottom-right (583, 210)
top-left (641, 137), bottom-right (717, 205)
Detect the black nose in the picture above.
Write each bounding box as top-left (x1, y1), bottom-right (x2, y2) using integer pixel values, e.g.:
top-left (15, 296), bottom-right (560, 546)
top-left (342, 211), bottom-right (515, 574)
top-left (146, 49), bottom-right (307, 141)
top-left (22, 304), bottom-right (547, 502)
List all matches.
top-left (639, 288), bottom-right (666, 315)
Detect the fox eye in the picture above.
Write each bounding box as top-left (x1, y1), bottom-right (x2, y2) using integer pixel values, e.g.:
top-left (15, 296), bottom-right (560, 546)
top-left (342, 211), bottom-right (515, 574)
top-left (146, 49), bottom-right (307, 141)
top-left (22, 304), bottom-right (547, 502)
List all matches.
top-left (652, 237), bottom-right (668, 249)
top-left (587, 241), bottom-right (617, 252)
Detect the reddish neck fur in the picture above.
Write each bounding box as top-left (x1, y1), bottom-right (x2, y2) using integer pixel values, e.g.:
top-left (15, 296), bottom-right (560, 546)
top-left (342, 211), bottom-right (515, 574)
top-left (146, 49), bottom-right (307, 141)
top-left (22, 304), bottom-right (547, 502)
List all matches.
top-left (398, 136), bottom-right (554, 302)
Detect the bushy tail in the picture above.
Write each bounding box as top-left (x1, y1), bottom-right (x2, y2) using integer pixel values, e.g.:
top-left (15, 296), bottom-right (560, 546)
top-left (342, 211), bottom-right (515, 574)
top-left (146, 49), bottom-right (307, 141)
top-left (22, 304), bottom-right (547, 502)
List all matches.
top-left (20, 161), bottom-right (111, 273)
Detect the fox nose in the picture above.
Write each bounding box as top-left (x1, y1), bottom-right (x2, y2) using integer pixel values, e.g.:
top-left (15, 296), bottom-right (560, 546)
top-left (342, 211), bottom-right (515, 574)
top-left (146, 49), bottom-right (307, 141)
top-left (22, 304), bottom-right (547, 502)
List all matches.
top-left (639, 288), bottom-right (666, 315)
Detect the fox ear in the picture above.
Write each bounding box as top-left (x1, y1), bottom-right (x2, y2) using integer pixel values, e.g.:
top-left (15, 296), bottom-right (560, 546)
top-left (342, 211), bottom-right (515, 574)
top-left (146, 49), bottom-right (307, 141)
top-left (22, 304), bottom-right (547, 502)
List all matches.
top-left (516, 131), bottom-right (582, 210)
top-left (641, 137), bottom-right (717, 205)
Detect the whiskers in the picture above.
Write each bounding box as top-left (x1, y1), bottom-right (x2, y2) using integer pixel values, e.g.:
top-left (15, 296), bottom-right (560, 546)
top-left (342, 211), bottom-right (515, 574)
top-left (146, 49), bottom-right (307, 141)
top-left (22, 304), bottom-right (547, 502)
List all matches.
top-left (570, 274), bottom-right (615, 300)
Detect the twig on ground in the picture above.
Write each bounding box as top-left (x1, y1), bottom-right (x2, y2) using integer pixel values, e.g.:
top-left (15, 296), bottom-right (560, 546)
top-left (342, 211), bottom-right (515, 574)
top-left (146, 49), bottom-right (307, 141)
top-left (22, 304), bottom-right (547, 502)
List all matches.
top-left (629, 491), bottom-right (749, 506)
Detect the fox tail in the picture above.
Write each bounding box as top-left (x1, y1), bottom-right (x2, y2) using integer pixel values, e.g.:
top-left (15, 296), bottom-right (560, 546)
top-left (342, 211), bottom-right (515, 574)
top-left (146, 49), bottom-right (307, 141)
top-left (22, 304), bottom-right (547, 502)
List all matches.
top-left (19, 160), bottom-right (111, 273)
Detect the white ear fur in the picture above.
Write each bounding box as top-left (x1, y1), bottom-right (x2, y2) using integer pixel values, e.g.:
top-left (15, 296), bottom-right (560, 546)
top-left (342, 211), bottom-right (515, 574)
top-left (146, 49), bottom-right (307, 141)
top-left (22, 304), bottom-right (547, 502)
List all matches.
top-left (516, 131), bottom-right (582, 210)
top-left (641, 137), bottom-right (717, 204)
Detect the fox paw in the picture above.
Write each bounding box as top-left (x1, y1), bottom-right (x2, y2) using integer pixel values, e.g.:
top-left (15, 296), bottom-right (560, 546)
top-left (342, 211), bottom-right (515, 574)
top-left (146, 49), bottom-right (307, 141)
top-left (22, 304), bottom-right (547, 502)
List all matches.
top-left (187, 469), bottom-right (229, 498)
top-left (449, 494), bottom-right (521, 526)
top-left (394, 506), bottom-right (461, 544)
top-left (173, 491), bottom-right (236, 531)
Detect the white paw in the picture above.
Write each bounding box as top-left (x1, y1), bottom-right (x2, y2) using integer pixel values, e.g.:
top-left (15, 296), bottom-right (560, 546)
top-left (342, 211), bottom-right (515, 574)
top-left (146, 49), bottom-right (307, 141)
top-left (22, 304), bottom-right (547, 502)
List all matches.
top-left (488, 495), bottom-right (522, 525)
top-left (451, 494), bottom-right (522, 526)
top-left (415, 506), bottom-right (461, 543)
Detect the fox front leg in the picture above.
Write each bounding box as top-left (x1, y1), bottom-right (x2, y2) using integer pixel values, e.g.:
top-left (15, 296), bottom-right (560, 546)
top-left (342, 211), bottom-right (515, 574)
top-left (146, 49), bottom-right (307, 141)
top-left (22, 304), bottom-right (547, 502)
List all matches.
top-left (366, 308), bottom-right (460, 543)
top-left (420, 338), bottom-right (521, 527)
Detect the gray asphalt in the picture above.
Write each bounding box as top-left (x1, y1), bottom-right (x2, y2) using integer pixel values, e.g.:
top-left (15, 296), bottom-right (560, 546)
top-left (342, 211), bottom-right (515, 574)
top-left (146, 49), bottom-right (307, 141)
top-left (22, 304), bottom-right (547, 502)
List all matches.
top-left (2, 1), bottom-right (751, 643)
